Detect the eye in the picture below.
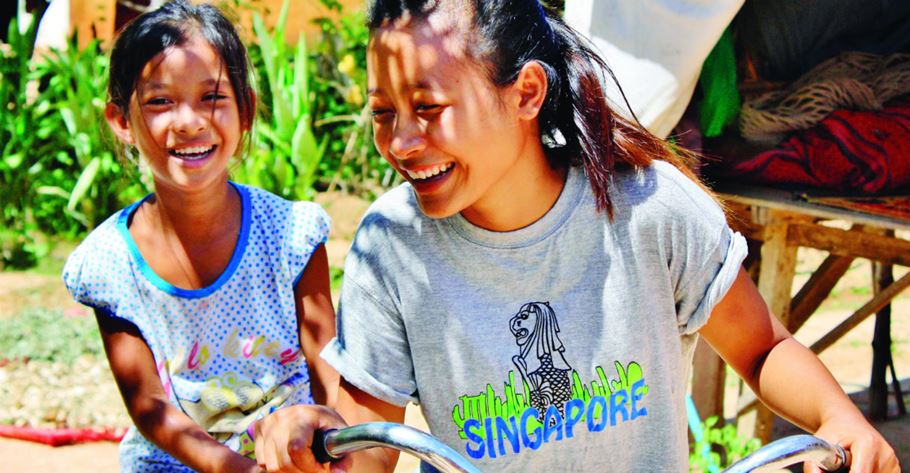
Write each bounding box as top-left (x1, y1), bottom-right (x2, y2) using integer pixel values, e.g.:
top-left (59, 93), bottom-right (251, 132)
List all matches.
top-left (203, 93), bottom-right (229, 102)
top-left (370, 108), bottom-right (395, 123)
top-left (145, 97), bottom-right (171, 106)
top-left (415, 104), bottom-right (442, 114)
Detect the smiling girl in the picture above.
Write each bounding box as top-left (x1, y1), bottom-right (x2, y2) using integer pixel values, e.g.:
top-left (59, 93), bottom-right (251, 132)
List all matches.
top-left (62, 2), bottom-right (338, 472)
top-left (256, 1), bottom-right (898, 472)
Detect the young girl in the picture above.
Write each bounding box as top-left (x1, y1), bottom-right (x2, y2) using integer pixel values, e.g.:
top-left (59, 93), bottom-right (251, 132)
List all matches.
top-left (256, 0), bottom-right (899, 472)
top-left (62, 2), bottom-right (338, 472)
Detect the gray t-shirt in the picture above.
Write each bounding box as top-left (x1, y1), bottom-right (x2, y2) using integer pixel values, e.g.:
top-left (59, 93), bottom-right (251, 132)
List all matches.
top-left (322, 161), bottom-right (747, 472)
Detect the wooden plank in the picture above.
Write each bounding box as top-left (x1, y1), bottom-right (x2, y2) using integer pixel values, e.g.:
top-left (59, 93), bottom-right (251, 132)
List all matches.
top-left (787, 223), bottom-right (910, 267)
top-left (715, 184), bottom-right (910, 232)
top-left (691, 338), bottom-right (726, 423)
top-left (787, 255), bottom-right (854, 333)
top-left (810, 270), bottom-right (910, 354)
top-left (736, 388), bottom-right (759, 416)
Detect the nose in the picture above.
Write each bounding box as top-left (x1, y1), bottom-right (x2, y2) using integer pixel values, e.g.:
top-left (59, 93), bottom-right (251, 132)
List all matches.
top-left (388, 115), bottom-right (426, 159)
top-left (173, 102), bottom-right (208, 135)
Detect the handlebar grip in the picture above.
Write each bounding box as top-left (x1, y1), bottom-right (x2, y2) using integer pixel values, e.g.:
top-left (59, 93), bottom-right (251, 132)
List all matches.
top-left (828, 444), bottom-right (851, 472)
top-left (312, 429), bottom-right (342, 464)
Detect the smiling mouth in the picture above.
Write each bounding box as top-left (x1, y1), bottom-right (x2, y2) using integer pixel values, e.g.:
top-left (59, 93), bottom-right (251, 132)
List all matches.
top-left (404, 162), bottom-right (454, 182)
top-left (170, 145), bottom-right (216, 161)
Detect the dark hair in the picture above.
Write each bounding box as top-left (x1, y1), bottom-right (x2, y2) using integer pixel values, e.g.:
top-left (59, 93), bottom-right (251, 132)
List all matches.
top-left (368, 0), bottom-right (707, 218)
top-left (108, 0), bottom-right (255, 132)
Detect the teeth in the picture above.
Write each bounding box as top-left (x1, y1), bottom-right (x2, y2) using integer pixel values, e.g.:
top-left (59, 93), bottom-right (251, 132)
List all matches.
top-left (172, 145), bottom-right (214, 157)
top-left (406, 163), bottom-right (452, 180)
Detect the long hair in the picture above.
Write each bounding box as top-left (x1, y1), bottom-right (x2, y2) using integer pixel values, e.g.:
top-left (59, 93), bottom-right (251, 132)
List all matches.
top-left (368, 0), bottom-right (709, 218)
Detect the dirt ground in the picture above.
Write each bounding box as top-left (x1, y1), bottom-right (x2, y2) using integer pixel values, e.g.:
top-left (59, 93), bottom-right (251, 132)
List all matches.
top-left (1, 202), bottom-right (908, 471)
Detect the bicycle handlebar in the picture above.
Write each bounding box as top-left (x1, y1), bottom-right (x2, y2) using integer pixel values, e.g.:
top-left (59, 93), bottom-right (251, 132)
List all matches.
top-left (723, 434), bottom-right (850, 473)
top-left (311, 423), bottom-right (849, 473)
top-left (312, 422), bottom-right (482, 473)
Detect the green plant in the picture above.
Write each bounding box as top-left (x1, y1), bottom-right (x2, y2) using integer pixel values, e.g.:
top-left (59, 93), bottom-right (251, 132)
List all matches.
top-left (329, 265), bottom-right (344, 292)
top-left (33, 38), bottom-right (147, 231)
top-left (689, 416), bottom-right (761, 472)
top-left (1, 0), bottom-right (147, 268)
top-left (231, 0), bottom-right (325, 200)
top-left (311, 0), bottom-right (398, 197)
top-left (0, 0), bottom-right (51, 268)
top-left (0, 308), bottom-right (104, 365)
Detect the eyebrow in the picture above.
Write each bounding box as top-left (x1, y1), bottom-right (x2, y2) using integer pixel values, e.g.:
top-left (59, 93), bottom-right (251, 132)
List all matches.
top-left (142, 78), bottom-right (233, 92)
top-left (367, 81), bottom-right (433, 96)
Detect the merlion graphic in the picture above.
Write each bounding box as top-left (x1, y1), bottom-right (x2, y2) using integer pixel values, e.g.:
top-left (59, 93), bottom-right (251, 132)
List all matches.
top-left (509, 301), bottom-right (572, 422)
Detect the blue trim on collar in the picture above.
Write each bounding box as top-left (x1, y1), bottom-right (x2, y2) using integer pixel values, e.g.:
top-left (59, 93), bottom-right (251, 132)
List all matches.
top-left (115, 182), bottom-right (251, 299)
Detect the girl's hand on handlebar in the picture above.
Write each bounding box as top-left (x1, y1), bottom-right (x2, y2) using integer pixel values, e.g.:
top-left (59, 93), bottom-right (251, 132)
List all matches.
top-left (254, 405), bottom-right (353, 473)
top-left (809, 417), bottom-right (899, 473)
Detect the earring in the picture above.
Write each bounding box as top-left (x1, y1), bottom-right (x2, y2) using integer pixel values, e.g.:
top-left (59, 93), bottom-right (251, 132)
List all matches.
top-left (542, 128), bottom-right (566, 148)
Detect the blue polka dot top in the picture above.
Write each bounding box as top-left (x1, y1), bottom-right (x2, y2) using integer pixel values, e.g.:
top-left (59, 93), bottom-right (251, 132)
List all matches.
top-left (62, 182), bottom-right (331, 469)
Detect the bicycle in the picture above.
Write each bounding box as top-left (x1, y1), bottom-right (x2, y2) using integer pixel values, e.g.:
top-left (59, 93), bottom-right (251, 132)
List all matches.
top-left (311, 422), bottom-right (850, 473)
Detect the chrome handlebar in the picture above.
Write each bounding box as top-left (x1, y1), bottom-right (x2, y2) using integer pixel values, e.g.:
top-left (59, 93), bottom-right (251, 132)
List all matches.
top-left (723, 434), bottom-right (850, 473)
top-left (311, 423), bottom-right (849, 473)
top-left (312, 422), bottom-right (482, 473)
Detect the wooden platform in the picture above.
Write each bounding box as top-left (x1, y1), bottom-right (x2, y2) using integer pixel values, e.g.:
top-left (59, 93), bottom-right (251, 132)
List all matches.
top-left (692, 182), bottom-right (909, 443)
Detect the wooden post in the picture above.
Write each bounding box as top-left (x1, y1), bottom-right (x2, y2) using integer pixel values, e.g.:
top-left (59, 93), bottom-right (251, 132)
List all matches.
top-left (869, 260), bottom-right (893, 421)
top-left (787, 254), bottom-right (854, 333)
top-left (692, 338), bottom-right (726, 424)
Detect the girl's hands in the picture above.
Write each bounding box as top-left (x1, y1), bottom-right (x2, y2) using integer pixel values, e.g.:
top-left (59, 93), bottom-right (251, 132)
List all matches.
top-left (254, 405), bottom-right (353, 473)
top-left (808, 416), bottom-right (899, 473)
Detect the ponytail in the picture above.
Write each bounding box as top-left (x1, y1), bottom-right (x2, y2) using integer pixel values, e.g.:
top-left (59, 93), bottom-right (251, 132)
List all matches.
top-left (542, 17), bottom-right (705, 218)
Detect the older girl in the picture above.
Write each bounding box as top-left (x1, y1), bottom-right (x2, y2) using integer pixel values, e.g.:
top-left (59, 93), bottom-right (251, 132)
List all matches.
top-left (257, 1), bottom-right (898, 472)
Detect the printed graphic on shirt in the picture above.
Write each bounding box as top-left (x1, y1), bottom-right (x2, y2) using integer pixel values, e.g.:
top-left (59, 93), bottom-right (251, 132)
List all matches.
top-left (509, 302), bottom-right (573, 422)
top-left (451, 302), bottom-right (649, 460)
top-left (178, 371), bottom-right (308, 458)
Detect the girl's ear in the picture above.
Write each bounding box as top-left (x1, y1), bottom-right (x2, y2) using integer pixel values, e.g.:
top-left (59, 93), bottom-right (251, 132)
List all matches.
top-left (104, 103), bottom-right (134, 145)
top-left (244, 89), bottom-right (257, 131)
top-left (511, 61), bottom-right (548, 122)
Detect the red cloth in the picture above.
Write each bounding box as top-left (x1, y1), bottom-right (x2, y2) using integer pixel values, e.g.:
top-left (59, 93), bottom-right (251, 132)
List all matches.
top-left (719, 97), bottom-right (910, 193)
top-left (0, 425), bottom-right (125, 446)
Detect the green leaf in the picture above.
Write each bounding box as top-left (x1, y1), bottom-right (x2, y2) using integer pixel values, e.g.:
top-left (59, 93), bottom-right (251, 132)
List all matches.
top-left (4, 153), bottom-right (24, 169)
top-left (36, 186), bottom-right (71, 199)
top-left (59, 107), bottom-right (77, 135)
top-left (67, 157), bottom-right (100, 212)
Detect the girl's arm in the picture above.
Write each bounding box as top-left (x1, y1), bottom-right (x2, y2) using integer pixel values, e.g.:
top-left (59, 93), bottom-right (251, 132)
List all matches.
top-left (334, 379), bottom-right (407, 473)
top-left (699, 268), bottom-right (899, 473)
top-left (253, 379), bottom-right (405, 473)
top-left (96, 311), bottom-right (261, 473)
top-left (294, 244), bottom-right (340, 406)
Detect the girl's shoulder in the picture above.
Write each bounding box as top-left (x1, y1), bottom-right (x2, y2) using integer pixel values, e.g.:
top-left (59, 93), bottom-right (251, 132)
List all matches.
top-left (66, 205), bottom-right (135, 264)
top-left (62, 205), bottom-right (137, 310)
top-left (357, 183), bottom-right (423, 230)
top-left (612, 161), bottom-right (726, 225)
top-left (344, 183), bottom-right (422, 258)
top-left (238, 183), bottom-right (331, 273)
top-left (241, 183), bottom-right (328, 220)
